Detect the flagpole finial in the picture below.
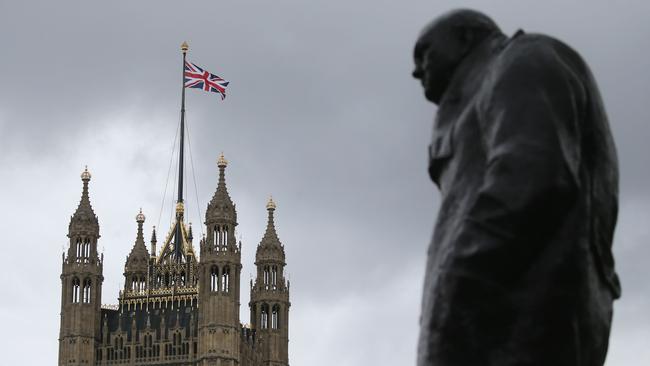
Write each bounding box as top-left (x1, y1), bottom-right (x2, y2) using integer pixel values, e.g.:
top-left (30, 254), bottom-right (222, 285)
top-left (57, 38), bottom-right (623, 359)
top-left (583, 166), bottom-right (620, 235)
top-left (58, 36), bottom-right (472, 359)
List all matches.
top-left (181, 41), bottom-right (189, 54)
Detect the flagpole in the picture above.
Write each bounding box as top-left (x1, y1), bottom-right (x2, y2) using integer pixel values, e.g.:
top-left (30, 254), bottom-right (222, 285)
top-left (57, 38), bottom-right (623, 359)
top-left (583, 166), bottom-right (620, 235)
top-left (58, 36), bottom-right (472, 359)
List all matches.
top-left (175, 41), bottom-right (189, 262)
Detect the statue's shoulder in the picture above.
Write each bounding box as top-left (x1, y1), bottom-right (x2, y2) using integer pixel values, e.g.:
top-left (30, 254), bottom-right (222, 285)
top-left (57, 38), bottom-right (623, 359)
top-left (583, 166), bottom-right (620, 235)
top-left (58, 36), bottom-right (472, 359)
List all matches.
top-left (491, 31), bottom-right (585, 87)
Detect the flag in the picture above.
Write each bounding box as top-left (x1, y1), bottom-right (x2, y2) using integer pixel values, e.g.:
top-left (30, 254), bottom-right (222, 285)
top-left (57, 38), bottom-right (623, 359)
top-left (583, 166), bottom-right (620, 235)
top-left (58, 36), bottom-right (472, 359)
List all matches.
top-left (184, 61), bottom-right (229, 100)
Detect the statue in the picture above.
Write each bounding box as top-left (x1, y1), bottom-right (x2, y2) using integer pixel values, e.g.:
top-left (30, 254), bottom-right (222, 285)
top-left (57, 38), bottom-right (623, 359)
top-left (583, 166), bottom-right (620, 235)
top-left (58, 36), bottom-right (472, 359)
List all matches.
top-left (412, 9), bottom-right (620, 366)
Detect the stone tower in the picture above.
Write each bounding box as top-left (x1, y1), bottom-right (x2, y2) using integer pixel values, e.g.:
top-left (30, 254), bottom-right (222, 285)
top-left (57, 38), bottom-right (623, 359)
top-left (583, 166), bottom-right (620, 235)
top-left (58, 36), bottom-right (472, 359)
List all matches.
top-left (59, 167), bottom-right (104, 366)
top-left (249, 197), bottom-right (290, 366)
top-left (197, 154), bottom-right (243, 365)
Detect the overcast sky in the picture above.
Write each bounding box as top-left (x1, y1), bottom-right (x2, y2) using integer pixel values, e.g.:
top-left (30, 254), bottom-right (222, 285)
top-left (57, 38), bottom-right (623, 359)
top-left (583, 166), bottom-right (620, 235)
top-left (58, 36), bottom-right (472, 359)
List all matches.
top-left (1, 1), bottom-right (648, 364)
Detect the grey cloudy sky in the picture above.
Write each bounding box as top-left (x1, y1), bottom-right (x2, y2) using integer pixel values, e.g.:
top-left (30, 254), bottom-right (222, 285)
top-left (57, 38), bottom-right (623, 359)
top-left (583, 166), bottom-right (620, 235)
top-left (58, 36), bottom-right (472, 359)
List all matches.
top-left (1, 0), bottom-right (648, 364)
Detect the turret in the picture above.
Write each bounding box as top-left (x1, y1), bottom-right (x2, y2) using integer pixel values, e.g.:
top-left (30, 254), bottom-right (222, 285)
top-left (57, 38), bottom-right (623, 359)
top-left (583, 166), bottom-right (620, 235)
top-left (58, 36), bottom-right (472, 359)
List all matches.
top-left (197, 154), bottom-right (243, 366)
top-left (249, 197), bottom-right (290, 366)
top-left (58, 167), bottom-right (104, 366)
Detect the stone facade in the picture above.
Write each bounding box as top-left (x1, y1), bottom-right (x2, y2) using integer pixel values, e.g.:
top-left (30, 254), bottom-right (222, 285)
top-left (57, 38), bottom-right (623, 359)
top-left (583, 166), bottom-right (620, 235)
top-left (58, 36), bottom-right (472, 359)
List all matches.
top-left (58, 158), bottom-right (291, 366)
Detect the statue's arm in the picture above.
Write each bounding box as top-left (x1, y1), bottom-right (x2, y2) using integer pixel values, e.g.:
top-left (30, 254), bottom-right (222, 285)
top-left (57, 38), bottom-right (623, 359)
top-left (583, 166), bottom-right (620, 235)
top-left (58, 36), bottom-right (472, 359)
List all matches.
top-left (447, 43), bottom-right (584, 284)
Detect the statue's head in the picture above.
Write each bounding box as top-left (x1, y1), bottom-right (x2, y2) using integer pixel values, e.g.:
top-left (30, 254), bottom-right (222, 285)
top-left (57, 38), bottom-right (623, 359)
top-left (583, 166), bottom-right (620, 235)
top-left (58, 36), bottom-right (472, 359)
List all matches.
top-left (413, 9), bottom-right (501, 104)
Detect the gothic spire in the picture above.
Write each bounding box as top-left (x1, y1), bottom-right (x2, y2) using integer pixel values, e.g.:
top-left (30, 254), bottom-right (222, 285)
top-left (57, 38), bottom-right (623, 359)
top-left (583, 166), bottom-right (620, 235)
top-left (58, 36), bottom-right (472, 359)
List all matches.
top-left (150, 226), bottom-right (157, 256)
top-left (126, 209), bottom-right (150, 270)
top-left (262, 196), bottom-right (280, 245)
top-left (255, 196), bottom-right (285, 262)
top-left (205, 153), bottom-right (237, 224)
top-left (68, 166), bottom-right (99, 237)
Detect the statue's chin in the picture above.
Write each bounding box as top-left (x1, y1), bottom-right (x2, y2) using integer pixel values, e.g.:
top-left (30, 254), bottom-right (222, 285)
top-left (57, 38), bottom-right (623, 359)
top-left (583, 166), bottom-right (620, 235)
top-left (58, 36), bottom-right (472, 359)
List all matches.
top-left (425, 88), bottom-right (442, 105)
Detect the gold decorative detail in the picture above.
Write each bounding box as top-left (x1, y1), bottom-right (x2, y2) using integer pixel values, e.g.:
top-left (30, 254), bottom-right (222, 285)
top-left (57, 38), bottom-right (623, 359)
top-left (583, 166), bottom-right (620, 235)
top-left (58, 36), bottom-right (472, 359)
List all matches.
top-left (266, 195), bottom-right (276, 210)
top-left (176, 201), bottom-right (185, 214)
top-left (217, 152), bottom-right (228, 168)
top-left (181, 41), bottom-right (189, 53)
top-left (80, 165), bottom-right (91, 181)
top-left (136, 208), bottom-right (146, 222)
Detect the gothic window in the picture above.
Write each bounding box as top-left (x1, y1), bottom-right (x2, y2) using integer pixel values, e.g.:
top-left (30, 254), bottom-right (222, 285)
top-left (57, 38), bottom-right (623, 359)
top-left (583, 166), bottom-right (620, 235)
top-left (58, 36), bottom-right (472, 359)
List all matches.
top-left (271, 266), bottom-right (278, 288)
top-left (83, 278), bottom-right (92, 303)
top-left (224, 225), bottom-right (228, 247)
top-left (71, 277), bottom-right (80, 303)
top-left (164, 272), bottom-right (170, 287)
top-left (213, 225), bottom-right (219, 250)
top-left (210, 265), bottom-right (219, 292)
top-left (180, 271), bottom-right (186, 287)
top-left (222, 266), bottom-right (230, 293)
top-left (272, 304), bottom-right (280, 329)
top-left (76, 239), bottom-right (82, 261)
top-left (261, 304), bottom-right (269, 329)
top-left (84, 238), bottom-right (90, 261)
top-left (263, 266), bottom-right (270, 288)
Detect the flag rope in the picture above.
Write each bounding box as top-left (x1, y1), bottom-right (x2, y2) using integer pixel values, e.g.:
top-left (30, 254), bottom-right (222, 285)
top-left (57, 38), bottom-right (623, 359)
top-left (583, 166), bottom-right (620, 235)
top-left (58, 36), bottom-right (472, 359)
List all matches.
top-left (184, 114), bottom-right (205, 238)
top-left (157, 120), bottom-right (180, 233)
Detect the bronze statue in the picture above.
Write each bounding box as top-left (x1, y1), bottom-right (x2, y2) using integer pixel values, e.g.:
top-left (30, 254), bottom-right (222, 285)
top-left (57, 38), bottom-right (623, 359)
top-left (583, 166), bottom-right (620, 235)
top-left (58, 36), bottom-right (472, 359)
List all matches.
top-left (412, 9), bottom-right (620, 366)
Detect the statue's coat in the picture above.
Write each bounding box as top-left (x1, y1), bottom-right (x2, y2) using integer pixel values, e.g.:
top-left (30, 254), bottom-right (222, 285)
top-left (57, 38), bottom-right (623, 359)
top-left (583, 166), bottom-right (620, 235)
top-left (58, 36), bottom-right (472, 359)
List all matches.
top-left (419, 31), bottom-right (620, 366)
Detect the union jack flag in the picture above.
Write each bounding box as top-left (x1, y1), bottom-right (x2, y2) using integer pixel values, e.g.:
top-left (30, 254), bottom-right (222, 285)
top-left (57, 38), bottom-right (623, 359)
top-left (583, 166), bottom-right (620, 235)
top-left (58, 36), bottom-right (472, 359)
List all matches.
top-left (184, 61), bottom-right (229, 100)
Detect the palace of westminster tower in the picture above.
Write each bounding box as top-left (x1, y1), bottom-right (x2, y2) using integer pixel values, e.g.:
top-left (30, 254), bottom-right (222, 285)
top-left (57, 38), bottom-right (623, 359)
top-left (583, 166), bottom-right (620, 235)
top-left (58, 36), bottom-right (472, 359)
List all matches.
top-left (58, 155), bottom-right (291, 366)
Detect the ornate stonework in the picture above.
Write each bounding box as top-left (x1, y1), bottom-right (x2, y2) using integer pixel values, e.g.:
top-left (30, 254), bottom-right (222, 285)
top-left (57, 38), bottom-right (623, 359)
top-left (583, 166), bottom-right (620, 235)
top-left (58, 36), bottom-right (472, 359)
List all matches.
top-left (58, 161), bottom-right (291, 366)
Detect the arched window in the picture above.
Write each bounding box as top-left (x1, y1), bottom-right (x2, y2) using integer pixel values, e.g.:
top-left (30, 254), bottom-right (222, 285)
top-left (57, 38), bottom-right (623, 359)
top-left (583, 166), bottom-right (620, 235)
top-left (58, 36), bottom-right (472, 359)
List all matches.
top-left (213, 225), bottom-right (218, 250)
top-left (76, 239), bottom-right (82, 261)
top-left (180, 272), bottom-right (186, 287)
top-left (83, 278), bottom-right (92, 303)
top-left (71, 277), bottom-right (80, 303)
top-left (223, 226), bottom-right (228, 247)
top-left (271, 266), bottom-right (278, 288)
top-left (261, 304), bottom-right (269, 329)
top-left (210, 266), bottom-right (219, 292)
top-left (263, 266), bottom-right (270, 288)
top-left (222, 266), bottom-right (230, 293)
top-left (84, 239), bottom-right (90, 261)
top-left (272, 304), bottom-right (280, 329)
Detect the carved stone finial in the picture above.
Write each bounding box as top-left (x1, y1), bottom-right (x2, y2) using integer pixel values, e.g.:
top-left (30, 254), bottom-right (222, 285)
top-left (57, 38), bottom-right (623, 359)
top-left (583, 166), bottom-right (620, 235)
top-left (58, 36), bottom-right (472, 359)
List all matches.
top-left (266, 196), bottom-right (276, 211)
top-left (136, 208), bottom-right (145, 223)
top-left (217, 152), bottom-right (228, 168)
top-left (81, 165), bottom-right (91, 181)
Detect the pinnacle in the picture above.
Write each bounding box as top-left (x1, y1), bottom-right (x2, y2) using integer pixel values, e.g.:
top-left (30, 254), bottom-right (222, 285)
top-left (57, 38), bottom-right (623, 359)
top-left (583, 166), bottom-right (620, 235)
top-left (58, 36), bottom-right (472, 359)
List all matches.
top-left (69, 166), bottom-right (99, 236)
top-left (256, 198), bottom-right (285, 261)
top-left (262, 207), bottom-right (280, 245)
top-left (126, 209), bottom-right (150, 269)
top-left (206, 154), bottom-right (236, 223)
